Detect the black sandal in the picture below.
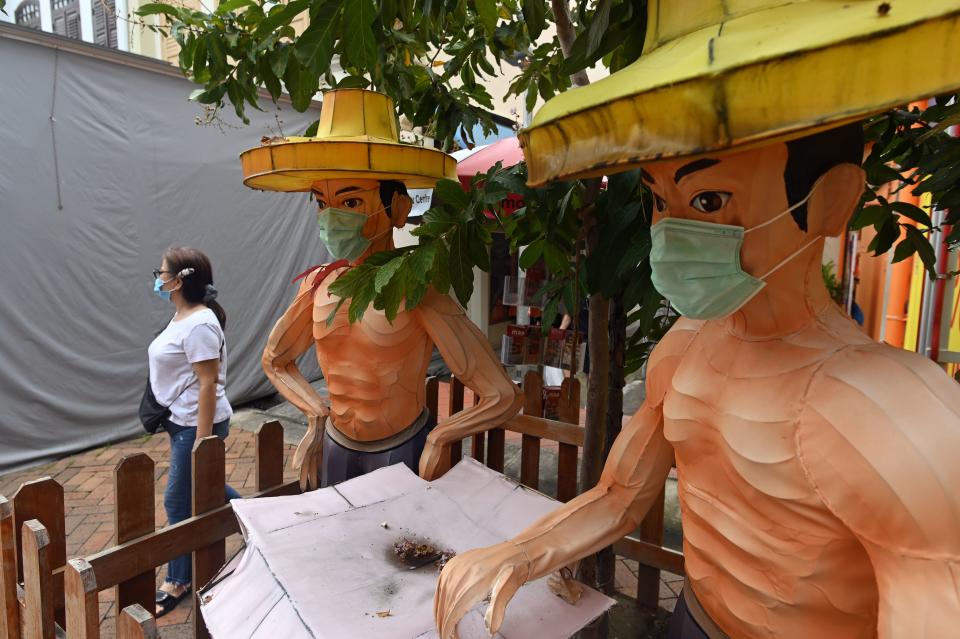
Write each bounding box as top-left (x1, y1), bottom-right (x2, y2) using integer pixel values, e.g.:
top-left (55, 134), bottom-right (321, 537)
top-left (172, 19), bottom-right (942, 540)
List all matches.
top-left (155, 586), bottom-right (192, 618)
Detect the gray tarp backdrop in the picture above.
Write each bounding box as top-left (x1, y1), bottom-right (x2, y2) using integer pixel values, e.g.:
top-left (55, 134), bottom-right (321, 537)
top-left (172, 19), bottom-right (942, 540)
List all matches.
top-left (0, 30), bottom-right (328, 472)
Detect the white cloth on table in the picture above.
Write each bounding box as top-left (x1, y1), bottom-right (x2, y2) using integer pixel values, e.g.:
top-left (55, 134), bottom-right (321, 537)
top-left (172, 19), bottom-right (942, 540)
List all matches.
top-left (200, 459), bottom-right (614, 638)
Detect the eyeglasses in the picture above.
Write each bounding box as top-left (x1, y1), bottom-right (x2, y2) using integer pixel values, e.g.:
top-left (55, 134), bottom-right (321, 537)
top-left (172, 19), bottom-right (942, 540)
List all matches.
top-left (152, 269), bottom-right (173, 279)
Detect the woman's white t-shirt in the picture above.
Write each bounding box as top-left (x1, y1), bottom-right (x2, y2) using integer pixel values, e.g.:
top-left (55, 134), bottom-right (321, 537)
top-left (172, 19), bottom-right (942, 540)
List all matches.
top-left (148, 308), bottom-right (232, 428)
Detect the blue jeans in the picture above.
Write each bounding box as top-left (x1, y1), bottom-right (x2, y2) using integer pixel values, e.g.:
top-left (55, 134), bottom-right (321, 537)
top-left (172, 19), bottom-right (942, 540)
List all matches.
top-left (163, 418), bottom-right (240, 586)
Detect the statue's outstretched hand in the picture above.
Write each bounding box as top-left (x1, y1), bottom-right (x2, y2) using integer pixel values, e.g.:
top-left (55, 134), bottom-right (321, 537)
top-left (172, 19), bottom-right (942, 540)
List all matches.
top-left (434, 542), bottom-right (530, 639)
top-left (419, 435), bottom-right (451, 481)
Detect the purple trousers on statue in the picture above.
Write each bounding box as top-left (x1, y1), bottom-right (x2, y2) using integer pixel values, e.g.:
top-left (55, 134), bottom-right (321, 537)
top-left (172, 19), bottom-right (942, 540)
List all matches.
top-left (320, 409), bottom-right (436, 488)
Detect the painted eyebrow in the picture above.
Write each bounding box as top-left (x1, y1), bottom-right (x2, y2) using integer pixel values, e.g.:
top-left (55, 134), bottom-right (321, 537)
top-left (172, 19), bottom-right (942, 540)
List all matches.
top-left (335, 186), bottom-right (365, 196)
top-left (640, 169), bottom-right (655, 184)
top-left (673, 158), bottom-right (720, 183)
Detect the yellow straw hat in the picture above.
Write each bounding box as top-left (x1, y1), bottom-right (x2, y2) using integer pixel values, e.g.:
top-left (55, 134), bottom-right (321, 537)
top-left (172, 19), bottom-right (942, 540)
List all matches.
top-left (520, 0), bottom-right (960, 186)
top-left (241, 89), bottom-right (457, 191)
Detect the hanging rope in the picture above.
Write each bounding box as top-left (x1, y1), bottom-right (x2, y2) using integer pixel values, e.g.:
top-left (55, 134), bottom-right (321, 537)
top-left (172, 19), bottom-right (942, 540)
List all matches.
top-left (50, 48), bottom-right (64, 211)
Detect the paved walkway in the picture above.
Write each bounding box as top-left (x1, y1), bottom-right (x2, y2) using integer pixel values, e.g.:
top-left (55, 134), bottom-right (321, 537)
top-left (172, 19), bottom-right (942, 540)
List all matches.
top-left (0, 381), bottom-right (680, 637)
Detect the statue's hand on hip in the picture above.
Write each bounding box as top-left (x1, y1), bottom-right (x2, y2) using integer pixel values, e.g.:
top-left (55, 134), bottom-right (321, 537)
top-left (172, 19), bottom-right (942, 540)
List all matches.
top-left (419, 434), bottom-right (451, 481)
top-left (434, 541), bottom-right (530, 639)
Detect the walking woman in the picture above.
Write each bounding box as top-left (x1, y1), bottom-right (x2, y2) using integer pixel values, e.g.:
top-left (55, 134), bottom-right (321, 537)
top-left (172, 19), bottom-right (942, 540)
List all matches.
top-left (148, 246), bottom-right (239, 617)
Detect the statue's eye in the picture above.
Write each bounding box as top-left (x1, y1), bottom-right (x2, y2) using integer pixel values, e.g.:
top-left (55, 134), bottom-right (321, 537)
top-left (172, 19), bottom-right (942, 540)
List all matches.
top-left (690, 191), bottom-right (731, 213)
top-left (343, 197), bottom-right (363, 209)
top-left (654, 195), bottom-right (667, 212)
top-left (316, 199), bottom-right (328, 209)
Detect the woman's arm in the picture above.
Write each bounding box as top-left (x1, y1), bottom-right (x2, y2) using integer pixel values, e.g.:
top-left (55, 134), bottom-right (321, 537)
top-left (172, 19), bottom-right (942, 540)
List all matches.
top-left (192, 359), bottom-right (220, 438)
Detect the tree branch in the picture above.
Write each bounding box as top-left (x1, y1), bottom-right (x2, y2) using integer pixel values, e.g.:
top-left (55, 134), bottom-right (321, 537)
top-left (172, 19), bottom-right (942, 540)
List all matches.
top-left (551, 0), bottom-right (589, 87)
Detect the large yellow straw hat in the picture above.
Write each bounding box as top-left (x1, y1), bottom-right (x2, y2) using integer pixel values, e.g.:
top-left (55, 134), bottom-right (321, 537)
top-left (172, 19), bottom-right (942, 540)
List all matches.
top-left (241, 89), bottom-right (457, 191)
top-left (520, 0), bottom-right (960, 186)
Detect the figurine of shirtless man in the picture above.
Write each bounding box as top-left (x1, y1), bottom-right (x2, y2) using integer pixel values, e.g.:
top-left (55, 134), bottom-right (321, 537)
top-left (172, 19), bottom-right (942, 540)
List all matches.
top-left (436, 124), bottom-right (960, 638)
top-left (434, 1), bottom-right (960, 635)
top-left (241, 89), bottom-right (521, 488)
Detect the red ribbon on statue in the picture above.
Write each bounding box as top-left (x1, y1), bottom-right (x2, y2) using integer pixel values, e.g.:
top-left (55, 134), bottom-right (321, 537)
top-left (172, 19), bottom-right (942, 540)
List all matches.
top-left (292, 259), bottom-right (351, 299)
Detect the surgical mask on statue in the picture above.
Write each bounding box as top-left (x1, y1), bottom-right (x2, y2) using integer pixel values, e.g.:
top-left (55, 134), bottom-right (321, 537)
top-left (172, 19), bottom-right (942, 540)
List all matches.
top-left (317, 207), bottom-right (388, 262)
top-left (649, 192), bottom-right (818, 320)
top-left (153, 277), bottom-right (172, 301)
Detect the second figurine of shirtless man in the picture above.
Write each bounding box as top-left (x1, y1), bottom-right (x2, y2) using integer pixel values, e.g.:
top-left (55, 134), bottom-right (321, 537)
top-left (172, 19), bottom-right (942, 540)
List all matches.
top-left (240, 89), bottom-right (522, 489)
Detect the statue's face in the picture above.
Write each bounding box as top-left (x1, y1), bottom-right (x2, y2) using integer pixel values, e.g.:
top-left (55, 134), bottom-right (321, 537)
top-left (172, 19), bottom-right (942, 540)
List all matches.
top-left (642, 143), bottom-right (809, 277)
top-left (310, 178), bottom-right (390, 239)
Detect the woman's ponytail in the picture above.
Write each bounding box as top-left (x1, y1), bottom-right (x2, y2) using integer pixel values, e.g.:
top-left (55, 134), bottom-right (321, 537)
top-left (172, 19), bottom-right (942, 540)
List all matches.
top-left (163, 247), bottom-right (228, 329)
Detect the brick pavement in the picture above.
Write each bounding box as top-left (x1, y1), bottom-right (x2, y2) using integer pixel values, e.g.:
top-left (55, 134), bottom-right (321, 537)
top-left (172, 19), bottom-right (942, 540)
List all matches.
top-left (0, 382), bottom-right (678, 637)
top-left (0, 426), bottom-right (299, 638)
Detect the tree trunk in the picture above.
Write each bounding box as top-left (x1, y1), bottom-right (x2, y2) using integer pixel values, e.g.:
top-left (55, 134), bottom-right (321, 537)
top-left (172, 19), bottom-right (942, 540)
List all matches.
top-left (596, 296), bottom-right (626, 603)
top-left (551, 0), bottom-right (590, 88)
top-left (550, 3), bottom-right (614, 637)
top-left (575, 182), bottom-right (609, 639)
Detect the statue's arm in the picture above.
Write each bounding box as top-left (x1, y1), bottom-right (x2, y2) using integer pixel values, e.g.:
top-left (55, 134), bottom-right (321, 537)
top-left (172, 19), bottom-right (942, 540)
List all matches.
top-left (415, 289), bottom-right (523, 479)
top-left (798, 344), bottom-right (960, 638)
top-left (261, 275), bottom-right (329, 419)
top-left (434, 319), bottom-right (701, 638)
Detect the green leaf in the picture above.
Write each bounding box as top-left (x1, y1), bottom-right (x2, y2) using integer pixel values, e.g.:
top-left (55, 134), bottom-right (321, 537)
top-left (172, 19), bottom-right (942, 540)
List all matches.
top-left (521, 0), bottom-right (545, 40)
top-left (519, 239), bottom-right (544, 269)
top-left (449, 229), bottom-right (474, 305)
top-left (136, 2), bottom-right (177, 17)
top-left (585, 0), bottom-right (612, 58)
top-left (295, 2), bottom-right (340, 77)
top-left (467, 226), bottom-right (491, 270)
top-left (850, 205), bottom-right (888, 231)
top-left (542, 242), bottom-right (569, 274)
top-left (865, 163), bottom-right (903, 187)
top-left (255, 0), bottom-right (309, 37)
top-left (192, 83), bottom-right (227, 104)
top-left (260, 55), bottom-right (282, 101)
top-left (374, 256), bottom-right (405, 292)
top-left (304, 119), bottom-right (320, 136)
top-left (434, 179), bottom-right (469, 208)
top-left (225, 78), bottom-right (249, 123)
top-left (474, 0), bottom-right (497, 34)
top-left (364, 248), bottom-right (406, 267)
top-left (343, 0), bottom-right (379, 69)
top-left (906, 225), bottom-right (938, 276)
top-left (524, 80), bottom-right (538, 113)
top-left (178, 34), bottom-right (196, 71)
top-left (283, 59), bottom-right (319, 111)
top-left (270, 45), bottom-right (291, 78)
top-left (891, 236), bottom-right (916, 263)
top-left (431, 241), bottom-right (451, 295)
top-left (408, 242), bottom-right (438, 275)
top-left (207, 33), bottom-right (228, 75)
top-left (217, 0), bottom-right (254, 13)
top-left (890, 201), bottom-right (932, 227)
top-left (867, 217), bottom-right (900, 255)
top-left (193, 35), bottom-right (208, 81)
top-left (336, 75), bottom-right (371, 89)
top-left (379, 261), bottom-right (413, 321)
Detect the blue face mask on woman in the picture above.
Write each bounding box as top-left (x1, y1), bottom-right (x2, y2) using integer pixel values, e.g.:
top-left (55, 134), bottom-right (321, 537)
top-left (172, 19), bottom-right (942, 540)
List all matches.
top-left (154, 277), bottom-right (172, 301)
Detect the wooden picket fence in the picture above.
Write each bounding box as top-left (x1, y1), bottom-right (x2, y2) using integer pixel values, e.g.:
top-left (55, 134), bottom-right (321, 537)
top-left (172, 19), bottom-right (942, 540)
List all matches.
top-left (0, 373), bottom-right (682, 639)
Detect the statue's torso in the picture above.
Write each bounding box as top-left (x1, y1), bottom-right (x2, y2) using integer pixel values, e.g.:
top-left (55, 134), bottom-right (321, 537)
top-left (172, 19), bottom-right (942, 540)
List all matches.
top-left (312, 271), bottom-right (432, 442)
top-left (664, 314), bottom-right (879, 638)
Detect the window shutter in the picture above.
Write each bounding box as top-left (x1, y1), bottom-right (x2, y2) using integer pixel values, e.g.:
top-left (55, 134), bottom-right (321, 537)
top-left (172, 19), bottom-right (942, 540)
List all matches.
top-left (15, 0), bottom-right (42, 29)
top-left (51, 0), bottom-right (81, 40)
top-left (92, 0), bottom-right (118, 48)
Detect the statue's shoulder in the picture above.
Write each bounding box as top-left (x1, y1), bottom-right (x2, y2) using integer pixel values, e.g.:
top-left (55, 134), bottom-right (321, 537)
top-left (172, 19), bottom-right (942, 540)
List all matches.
top-left (797, 341), bottom-right (960, 553)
